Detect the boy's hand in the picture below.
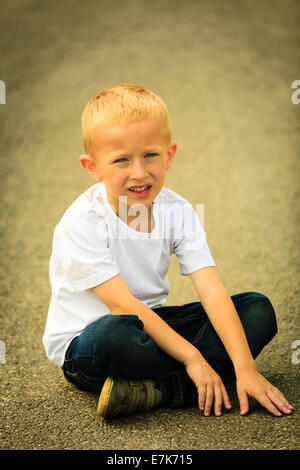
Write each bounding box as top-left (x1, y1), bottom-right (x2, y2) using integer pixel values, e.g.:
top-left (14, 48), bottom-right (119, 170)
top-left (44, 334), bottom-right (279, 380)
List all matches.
top-left (184, 353), bottom-right (232, 416)
top-left (236, 369), bottom-right (294, 417)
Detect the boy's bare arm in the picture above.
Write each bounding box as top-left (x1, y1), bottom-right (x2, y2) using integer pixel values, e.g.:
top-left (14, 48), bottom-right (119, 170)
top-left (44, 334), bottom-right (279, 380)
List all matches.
top-left (92, 273), bottom-right (202, 365)
top-left (190, 266), bottom-right (293, 416)
top-left (189, 266), bottom-right (256, 374)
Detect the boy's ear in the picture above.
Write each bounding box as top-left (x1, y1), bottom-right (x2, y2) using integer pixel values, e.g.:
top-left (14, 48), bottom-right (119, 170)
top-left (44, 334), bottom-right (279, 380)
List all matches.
top-left (165, 142), bottom-right (177, 171)
top-left (79, 154), bottom-right (103, 182)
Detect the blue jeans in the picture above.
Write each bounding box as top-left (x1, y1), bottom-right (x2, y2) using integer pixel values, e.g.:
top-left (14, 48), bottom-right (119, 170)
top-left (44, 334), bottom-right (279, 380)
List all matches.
top-left (62, 292), bottom-right (277, 408)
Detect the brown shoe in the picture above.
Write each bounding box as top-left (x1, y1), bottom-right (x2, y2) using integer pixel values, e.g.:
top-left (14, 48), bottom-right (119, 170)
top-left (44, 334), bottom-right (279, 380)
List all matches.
top-left (97, 377), bottom-right (164, 418)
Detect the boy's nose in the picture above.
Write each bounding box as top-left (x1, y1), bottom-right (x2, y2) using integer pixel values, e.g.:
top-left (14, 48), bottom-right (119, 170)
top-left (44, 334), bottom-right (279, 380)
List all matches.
top-left (131, 160), bottom-right (148, 179)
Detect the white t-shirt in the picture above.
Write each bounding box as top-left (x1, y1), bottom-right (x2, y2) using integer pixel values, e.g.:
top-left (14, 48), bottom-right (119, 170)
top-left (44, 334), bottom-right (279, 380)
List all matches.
top-left (42, 183), bottom-right (215, 366)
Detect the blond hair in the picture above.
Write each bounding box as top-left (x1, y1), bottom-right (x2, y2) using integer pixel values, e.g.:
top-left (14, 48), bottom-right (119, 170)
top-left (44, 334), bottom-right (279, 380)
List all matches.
top-left (81, 83), bottom-right (171, 157)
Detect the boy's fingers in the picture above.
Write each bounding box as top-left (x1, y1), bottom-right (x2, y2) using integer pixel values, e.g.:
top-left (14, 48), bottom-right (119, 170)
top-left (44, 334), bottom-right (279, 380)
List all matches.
top-left (204, 385), bottom-right (213, 416)
top-left (221, 383), bottom-right (232, 409)
top-left (197, 385), bottom-right (207, 411)
top-left (213, 385), bottom-right (223, 416)
top-left (257, 393), bottom-right (283, 417)
top-left (272, 387), bottom-right (293, 409)
top-left (237, 388), bottom-right (249, 415)
top-left (266, 389), bottom-right (293, 414)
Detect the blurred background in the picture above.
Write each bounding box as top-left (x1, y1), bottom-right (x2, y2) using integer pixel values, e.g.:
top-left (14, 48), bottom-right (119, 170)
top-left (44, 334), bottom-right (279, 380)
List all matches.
top-left (0, 0), bottom-right (299, 450)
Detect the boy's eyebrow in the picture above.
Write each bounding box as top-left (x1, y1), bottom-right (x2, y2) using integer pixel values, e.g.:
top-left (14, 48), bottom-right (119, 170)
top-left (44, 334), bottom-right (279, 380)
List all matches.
top-left (144, 145), bottom-right (162, 151)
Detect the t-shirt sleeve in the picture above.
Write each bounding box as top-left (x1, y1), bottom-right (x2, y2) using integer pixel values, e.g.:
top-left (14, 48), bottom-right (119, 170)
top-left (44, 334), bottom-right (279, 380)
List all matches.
top-left (172, 203), bottom-right (215, 275)
top-left (51, 211), bottom-right (120, 292)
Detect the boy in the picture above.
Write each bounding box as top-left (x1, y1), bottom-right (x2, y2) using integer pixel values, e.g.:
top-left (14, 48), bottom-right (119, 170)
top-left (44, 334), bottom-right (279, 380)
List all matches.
top-left (43, 83), bottom-right (293, 419)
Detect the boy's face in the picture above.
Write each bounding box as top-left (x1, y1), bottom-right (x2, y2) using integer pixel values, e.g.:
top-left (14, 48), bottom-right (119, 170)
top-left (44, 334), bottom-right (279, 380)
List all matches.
top-left (80, 120), bottom-right (177, 217)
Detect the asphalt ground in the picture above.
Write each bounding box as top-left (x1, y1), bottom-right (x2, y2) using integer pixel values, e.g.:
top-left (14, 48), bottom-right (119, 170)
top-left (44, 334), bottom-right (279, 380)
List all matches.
top-left (0, 0), bottom-right (299, 450)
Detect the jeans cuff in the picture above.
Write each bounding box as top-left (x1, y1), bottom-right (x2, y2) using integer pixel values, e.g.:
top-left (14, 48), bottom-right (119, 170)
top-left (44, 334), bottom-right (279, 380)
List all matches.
top-left (168, 371), bottom-right (198, 408)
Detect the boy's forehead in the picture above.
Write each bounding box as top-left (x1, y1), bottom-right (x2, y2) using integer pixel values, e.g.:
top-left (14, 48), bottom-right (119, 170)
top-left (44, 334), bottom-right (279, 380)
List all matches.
top-left (92, 119), bottom-right (166, 150)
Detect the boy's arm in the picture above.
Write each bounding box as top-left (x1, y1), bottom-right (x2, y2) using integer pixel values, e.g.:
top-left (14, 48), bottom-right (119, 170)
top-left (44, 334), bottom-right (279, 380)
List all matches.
top-left (92, 273), bottom-right (231, 415)
top-left (190, 266), bottom-right (293, 416)
top-left (190, 267), bottom-right (256, 373)
top-left (92, 273), bottom-right (203, 364)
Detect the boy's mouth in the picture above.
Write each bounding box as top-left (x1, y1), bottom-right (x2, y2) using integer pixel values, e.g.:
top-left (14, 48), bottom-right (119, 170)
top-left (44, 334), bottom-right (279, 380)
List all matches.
top-left (128, 184), bottom-right (152, 198)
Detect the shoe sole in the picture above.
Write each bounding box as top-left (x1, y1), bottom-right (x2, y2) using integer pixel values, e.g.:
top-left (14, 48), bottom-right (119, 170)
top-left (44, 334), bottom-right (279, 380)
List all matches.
top-left (97, 377), bottom-right (114, 417)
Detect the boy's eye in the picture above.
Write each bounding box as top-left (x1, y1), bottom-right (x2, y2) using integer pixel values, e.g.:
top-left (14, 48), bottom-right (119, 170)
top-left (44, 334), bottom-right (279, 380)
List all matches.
top-left (113, 154), bottom-right (157, 163)
top-left (145, 153), bottom-right (158, 158)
